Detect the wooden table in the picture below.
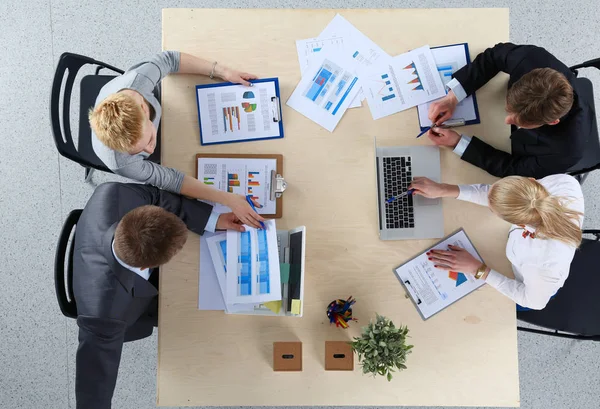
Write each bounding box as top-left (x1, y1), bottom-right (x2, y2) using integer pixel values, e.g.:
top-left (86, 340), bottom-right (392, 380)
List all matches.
top-left (159, 8), bottom-right (519, 407)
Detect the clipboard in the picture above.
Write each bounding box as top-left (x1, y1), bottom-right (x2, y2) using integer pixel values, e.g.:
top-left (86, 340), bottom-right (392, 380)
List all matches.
top-left (196, 153), bottom-right (285, 218)
top-left (392, 228), bottom-right (486, 320)
top-left (417, 43), bottom-right (481, 131)
top-left (195, 78), bottom-right (284, 146)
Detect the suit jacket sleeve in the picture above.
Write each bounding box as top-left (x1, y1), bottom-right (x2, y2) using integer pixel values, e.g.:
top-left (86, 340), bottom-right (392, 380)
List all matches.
top-left (76, 316), bottom-right (128, 409)
top-left (120, 184), bottom-right (213, 235)
top-left (461, 131), bottom-right (576, 178)
top-left (453, 42), bottom-right (531, 96)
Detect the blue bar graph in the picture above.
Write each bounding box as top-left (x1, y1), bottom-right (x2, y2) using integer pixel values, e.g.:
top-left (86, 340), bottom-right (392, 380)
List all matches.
top-left (437, 65), bottom-right (454, 71)
top-left (306, 67), bottom-right (333, 101)
top-left (313, 47), bottom-right (322, 52)
top-left (325, 101), bottom-right (332, 111)
top-left (332, 76), bottom-right (358, 115)
top-left (353, 51), bottom-right (359, 58)
top-left (385, 80), bottom-right (391, 85)
top-left (381, 74), bottom-right (389, 79)
top-left (382, 94), bottom-right (396, 101)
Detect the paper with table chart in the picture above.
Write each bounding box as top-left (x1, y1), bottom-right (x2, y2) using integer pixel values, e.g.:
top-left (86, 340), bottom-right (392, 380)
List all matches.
top-left (393, 229), bottom-right (486, 320)
top-left (360, 45), bottom-right (446, 120)
top-left (195, 78), bottom-right (283, 145)
top-left (225, 219), bottom-right (281, 305)
top-left (197, 157), bottom-right (277, 215)
top-left (417, 43), bottom-right (480, 129)
top-left (287, 48), bottom-right (361, 132)
top-left (296, 37), bottom-right (362, 108)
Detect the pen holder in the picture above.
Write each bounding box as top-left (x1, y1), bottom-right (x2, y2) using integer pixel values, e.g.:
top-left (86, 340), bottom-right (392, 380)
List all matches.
top-left (326, 297), bottom-right (357, 329)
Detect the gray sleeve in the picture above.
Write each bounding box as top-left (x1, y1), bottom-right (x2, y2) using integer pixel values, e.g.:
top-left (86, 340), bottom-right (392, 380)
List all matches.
top-left (110, 153), bottom-right (185, 194)
top-left (127, 51), bottom-right (181, 88)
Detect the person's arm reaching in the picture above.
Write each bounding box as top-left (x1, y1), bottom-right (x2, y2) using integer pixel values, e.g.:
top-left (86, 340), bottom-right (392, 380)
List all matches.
top-left (75, 316), bottom-right (127, 409)
top-left (461, 132), bottom-right (578, 178)
top-left (485, 265), bottom-right (565, 310)
top-left (178, 52), bottom-right (258, 86)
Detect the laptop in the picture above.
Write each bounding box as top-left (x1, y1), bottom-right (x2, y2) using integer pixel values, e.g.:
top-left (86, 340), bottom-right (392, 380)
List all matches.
top-left (374, 137), bottom-right (443, 240)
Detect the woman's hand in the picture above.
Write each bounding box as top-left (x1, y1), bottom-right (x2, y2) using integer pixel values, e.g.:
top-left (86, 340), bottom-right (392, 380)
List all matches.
top-left (427, 245), bottom-right (483, 275)
top-left (226, 194), bottom-right (265, 229)
top-left (220, 67), bottom-right (258, 87)
top-left (409, 177), bottom-right (458, 199)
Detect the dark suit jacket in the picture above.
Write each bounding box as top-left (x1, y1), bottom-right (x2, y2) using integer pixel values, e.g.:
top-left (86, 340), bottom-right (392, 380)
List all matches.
top-left (73, 182), bottom-right (212, 409)
top-left (453, 42), bottom-right (594, 178)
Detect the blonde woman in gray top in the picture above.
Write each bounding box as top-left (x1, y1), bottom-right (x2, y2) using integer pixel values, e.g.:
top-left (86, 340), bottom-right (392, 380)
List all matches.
top-left (89, 51), bottom-right (264, 228)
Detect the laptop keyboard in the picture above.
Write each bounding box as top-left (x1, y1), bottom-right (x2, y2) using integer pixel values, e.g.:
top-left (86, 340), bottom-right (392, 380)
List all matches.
top-left (383, 156), bottom-right (415, 229)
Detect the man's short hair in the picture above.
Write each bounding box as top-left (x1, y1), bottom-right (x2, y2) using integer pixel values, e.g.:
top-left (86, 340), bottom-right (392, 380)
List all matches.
top-left (89, 93), bottom-right (144, 152)
top-left (114, 205), bottom-right (188, 268)
top-left (506, 67), bottom-right (574, 126)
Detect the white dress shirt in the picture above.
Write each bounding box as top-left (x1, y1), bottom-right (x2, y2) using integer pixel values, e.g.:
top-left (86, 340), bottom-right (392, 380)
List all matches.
top-left (446, 78), bottom-right (473, 157)
top-left (457, 174), bottom-right (584, 310)
top-left (111, 211), bottom-right (219, 280)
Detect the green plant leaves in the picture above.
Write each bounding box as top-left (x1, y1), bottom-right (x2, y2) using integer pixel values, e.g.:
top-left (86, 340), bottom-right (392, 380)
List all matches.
top-left (350, 314), bottom-right (413, 382)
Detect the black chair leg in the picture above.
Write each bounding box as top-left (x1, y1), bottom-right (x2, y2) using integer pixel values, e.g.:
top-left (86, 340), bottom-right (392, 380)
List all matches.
top-left (84, 167), bottom-right (94, 183)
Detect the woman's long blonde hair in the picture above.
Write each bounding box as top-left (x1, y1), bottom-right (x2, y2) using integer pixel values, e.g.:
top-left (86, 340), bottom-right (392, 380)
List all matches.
top-left (488, 176), bottom-right (583, 247)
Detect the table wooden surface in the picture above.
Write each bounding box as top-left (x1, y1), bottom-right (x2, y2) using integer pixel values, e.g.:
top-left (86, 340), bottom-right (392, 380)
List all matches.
top-left (159, 8), bottom-right (519, 407)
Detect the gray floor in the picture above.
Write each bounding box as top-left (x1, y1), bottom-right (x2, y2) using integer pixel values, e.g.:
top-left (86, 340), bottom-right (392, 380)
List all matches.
top-left (1, 0), bottom-right (599, 408)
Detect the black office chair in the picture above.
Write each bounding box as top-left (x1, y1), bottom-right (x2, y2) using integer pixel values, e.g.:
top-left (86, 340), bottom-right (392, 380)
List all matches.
top-left (54, 209), bottom-right (83, 319)
top-left (50, 53), bottom-right (124, 182)
top-left (517, 230), bottom-right (600, 341)
top-left (568, 57), bottom-right (600, 184)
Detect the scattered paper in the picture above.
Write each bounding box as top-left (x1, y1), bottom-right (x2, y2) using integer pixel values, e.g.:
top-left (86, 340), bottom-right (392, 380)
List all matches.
top-left (361, 45), bottom-right (446, 120)
top-left (225, 219), bottom-right (282, 305)
top-left (417, 44), bottom-right (479, 127)
top-left (198, 232), bottom-right (226, 310)
top-left (287, 48), bottom-right (361, 132)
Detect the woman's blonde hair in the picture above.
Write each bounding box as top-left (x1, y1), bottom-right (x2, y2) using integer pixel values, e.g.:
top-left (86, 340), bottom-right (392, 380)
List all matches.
top-left (488, 176), bottom-right (583, 247)
top-left (89, 93), bottom-right (144, 152)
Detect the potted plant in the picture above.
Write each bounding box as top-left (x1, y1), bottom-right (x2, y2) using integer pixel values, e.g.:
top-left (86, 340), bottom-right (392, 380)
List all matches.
top-left (350, 314), bottom-right (413, 381)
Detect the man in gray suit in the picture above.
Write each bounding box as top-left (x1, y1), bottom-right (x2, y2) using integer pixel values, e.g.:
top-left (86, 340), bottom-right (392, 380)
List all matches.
top-left (73, 182), bottom-right (244, 409)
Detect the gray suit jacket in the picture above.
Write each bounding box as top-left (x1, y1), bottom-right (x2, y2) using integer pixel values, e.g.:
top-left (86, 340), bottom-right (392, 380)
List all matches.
top-left (73, 182), bottom-right (212, 409)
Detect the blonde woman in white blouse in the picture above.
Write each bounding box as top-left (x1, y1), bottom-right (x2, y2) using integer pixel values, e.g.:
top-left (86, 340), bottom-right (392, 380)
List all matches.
top-left (409, 174), bottom-right (584, 310)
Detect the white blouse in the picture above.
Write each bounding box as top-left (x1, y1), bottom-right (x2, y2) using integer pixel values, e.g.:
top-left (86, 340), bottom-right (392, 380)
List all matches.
top-left (457, 174), bottom-right (584, 310)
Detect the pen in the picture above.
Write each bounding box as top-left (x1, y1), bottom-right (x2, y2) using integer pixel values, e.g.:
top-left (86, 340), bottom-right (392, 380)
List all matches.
top-left (416, 117), bottom-right (466, 138)
top-left (245, 195), bottom-right (266, 229)
top-left (386, 189), bottom-right (414, 203)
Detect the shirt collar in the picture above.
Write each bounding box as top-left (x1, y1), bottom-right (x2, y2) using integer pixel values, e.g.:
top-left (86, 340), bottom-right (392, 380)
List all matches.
top-left (111, 239), bottom-right (151, 281)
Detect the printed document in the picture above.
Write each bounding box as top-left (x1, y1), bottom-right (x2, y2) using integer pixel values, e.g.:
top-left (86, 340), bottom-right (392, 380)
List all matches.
top-left (361, 45), bottom-right (446, 120)
top-left (417, 44), bottom-right (479, 127)
top-left (196, 80), bottom-right (281, 144)
top-left (197, 157), bottom-right (277, 215)
top-left (225, 220), bottom-right (281, 305)
top-left (287, 48), bottom-right (361, 132)
top-left (393, 229), bottom-right (485, 320)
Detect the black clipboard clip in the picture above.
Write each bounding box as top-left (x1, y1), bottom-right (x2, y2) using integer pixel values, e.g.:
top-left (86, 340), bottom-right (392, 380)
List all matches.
top-left (404, 280), bottom-right (422, 305)
top-left (271, 96), bottom-right (281, 123)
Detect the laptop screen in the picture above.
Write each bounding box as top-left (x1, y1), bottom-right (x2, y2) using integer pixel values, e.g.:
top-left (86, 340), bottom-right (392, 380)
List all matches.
top-left (287, 230), bottom-right (303, 311)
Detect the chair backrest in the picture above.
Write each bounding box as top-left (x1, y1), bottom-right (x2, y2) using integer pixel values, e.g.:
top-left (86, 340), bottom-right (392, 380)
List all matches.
top-left (568, 60), bottom-right (600, 178)
top-left (517, 231), bottom-right (600, 336)
top-left (50, 52), bottom-right (123, 171)
top-left (54, 209), bottom-right (83, 319)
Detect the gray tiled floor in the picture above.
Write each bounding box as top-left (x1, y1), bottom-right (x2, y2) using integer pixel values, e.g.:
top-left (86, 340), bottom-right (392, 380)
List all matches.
top-left (1, 1), bottom-right (599, 408)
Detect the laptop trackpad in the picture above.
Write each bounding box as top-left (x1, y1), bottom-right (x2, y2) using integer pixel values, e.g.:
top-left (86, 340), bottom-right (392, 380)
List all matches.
top-left (416, 196), bottom-right (441, 206)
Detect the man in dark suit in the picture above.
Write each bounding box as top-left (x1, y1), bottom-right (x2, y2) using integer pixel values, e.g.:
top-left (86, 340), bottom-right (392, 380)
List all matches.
top-left (73, 182), bottom-right (244, 409)
top-left (427, 42), bottom-right (594, 178)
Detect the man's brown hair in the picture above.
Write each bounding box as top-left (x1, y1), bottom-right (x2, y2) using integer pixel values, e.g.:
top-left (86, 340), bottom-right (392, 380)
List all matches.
top-left (506, 68), bottom-right (574, 126)
top-left (114, 205), bottom-right (188, 268)
top-left (89, 93), bottom-right (144, 152)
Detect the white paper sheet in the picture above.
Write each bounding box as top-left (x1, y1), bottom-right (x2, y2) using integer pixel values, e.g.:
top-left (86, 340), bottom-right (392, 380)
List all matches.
top-left (198, 232), bottom-right (226, 310)
top-left (393, 229), bottom-right (485, 320)
top-left (196, 80), bottom-right (281, 144)
top-left (296, 37), bottom-right (362, 108)
top-left (197, 157), bottom-right (277, 215)
top-left (287, 48), bottom-right (361, 132)
top-left (417, 44), bottom-right (479, 127)
top-left (226, 219), bottom-right (281, 305)
top-left (361, 45), bottom-right (446, 120)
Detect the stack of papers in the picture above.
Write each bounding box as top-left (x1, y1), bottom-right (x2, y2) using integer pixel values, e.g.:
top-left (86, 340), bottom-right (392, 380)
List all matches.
top-left (287, 14), bottom-right (478, 131)
top-left (199, 220), bottom-right (295, 316)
